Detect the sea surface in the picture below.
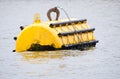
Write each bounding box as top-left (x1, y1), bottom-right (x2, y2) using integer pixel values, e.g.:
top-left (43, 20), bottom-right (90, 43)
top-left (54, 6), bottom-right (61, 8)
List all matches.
top-left (0, 0), bottom-right (120, 79)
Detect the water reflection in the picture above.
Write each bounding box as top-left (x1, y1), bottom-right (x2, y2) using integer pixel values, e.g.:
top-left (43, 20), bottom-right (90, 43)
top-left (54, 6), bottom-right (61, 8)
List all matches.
top-left (20, 50), bottom-right (86, 61)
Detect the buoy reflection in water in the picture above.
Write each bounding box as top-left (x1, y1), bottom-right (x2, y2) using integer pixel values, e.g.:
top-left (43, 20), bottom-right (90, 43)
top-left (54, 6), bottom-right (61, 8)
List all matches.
top-left (20, 50), bottom-right (86, 61)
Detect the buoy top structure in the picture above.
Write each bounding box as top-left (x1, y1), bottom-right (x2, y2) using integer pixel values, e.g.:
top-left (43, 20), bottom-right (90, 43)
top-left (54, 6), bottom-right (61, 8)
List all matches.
top-left (14, 7), bottom-right (98, 52)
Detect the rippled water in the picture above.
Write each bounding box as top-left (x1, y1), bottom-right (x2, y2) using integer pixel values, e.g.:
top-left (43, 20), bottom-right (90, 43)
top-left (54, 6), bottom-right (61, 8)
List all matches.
top-left (0, 0), bottom-right (120, 79)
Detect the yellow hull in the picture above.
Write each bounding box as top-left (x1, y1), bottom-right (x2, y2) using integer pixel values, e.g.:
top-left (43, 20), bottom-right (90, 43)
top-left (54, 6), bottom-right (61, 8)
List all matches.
top-left (15, 14), bottom-right (98, 52)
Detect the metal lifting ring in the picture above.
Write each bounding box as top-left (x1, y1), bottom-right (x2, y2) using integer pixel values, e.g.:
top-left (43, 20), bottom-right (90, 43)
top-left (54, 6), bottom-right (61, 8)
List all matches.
top-left (47, 7), bottom-right (60, 21)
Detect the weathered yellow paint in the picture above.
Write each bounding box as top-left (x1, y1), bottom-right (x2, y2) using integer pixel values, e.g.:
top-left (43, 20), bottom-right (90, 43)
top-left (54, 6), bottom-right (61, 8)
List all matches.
top-left (16, 23), bottom-right (63, 52)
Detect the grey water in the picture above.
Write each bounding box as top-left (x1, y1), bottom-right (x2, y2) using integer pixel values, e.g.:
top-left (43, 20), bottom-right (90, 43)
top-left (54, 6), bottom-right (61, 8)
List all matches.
top-left (0, 0), bottom-right (120, 79)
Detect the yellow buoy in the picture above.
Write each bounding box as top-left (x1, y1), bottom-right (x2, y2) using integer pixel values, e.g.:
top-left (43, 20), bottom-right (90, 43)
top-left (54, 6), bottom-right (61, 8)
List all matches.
top-left (14, 7), bottom-right (98, 52)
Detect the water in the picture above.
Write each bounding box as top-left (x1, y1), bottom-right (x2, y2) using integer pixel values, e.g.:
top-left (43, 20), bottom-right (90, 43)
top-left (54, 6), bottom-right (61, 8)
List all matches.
top-left (0, 0), bottom-right (120, 79)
